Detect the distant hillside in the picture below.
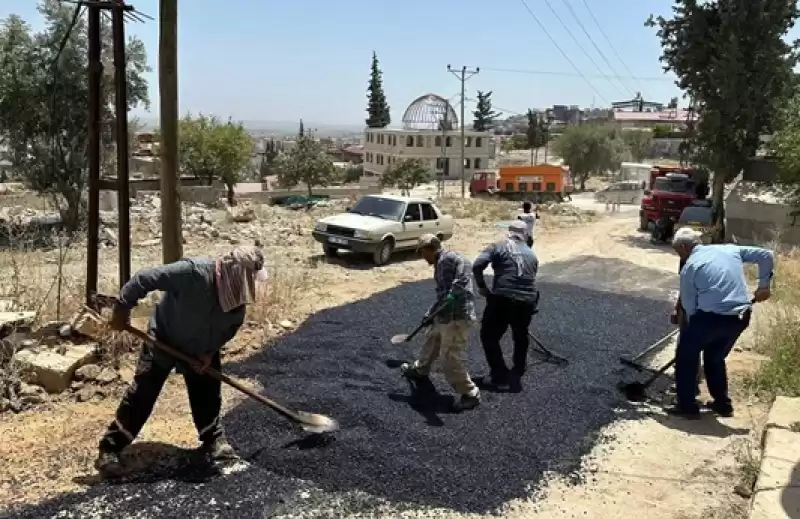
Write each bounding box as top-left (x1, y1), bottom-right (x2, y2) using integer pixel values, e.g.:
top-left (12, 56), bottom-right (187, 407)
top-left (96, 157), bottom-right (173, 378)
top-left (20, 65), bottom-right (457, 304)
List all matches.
top-left (135, 118), bottom-right (364, 138)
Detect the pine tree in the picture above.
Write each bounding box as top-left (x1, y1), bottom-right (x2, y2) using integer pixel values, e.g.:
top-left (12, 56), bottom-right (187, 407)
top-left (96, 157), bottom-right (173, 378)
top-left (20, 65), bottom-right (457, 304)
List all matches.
top-left (299, 119), bottom-right (304, 137)
top-left (473, 91), bottom-right (500, 131)
top-left (366, 51), bottom-right (391, 128)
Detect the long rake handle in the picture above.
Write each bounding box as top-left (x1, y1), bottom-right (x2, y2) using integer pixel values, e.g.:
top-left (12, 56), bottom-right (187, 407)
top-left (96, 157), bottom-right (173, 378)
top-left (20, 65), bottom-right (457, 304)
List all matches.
top-left (84, 307), bottom-right (306, 425)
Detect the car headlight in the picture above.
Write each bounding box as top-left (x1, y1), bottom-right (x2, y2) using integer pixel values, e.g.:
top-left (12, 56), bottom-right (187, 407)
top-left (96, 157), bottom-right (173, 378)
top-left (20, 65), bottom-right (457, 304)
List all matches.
top-left (315, 222), bottom-right (327, 232)
top-left (353, 230), bottom-right (369, 239)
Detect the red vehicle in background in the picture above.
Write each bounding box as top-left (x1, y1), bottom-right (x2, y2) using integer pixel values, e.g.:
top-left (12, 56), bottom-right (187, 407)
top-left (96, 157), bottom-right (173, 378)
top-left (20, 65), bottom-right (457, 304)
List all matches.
top-left (638, 165), bottom-right (701, 231)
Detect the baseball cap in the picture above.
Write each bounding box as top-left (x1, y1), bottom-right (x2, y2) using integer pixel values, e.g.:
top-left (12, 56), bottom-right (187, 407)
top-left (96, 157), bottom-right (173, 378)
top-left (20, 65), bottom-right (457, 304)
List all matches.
top-left (508, 220), bottom-right (528, 241)
top-left (417, 233), bottom-right (441, 250)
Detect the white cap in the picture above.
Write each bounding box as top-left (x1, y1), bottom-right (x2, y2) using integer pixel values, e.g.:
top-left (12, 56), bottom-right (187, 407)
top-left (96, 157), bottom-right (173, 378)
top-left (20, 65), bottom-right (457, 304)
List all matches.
top-left (508, 220), bottom-right (528, 241)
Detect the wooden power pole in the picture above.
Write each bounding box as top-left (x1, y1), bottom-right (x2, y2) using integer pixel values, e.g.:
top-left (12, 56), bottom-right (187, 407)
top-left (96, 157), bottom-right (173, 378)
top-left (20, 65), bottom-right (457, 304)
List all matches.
top-left (159, 0), bottom-right (182, 263)
top-left (447, 65), bottom-right (479, 198)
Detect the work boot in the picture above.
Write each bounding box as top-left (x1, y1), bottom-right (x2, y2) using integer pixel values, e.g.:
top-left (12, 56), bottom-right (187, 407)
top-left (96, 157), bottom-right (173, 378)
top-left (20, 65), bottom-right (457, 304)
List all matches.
top-left (94, 450), bottom-right (126, 479)
top-left (452, 391), bottom-right (480, 412)
top-left (508, 374), bottom-right (523, 394)
top-left (664, 404), bottom-right (701, 420)
top-left (400, 363), bottom-right (429, 381)
top-left (202, 437), bottom-right (238, 462)
top-left (704, 400), bottom-right (734, 418)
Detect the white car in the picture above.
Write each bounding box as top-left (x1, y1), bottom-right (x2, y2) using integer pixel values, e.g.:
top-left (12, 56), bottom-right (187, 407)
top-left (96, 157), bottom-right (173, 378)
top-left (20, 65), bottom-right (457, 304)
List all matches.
top-left (312, 194), bottom-right (454, 265)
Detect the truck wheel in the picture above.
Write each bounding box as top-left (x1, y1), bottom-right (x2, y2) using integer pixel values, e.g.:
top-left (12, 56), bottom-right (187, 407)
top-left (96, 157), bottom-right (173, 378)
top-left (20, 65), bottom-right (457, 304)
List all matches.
top-left (639, 216), bottom-right (649, 231)
top-left (372, 239), bottom-right (393, 266)
top-left (323, 245), bottom-right (338, 258)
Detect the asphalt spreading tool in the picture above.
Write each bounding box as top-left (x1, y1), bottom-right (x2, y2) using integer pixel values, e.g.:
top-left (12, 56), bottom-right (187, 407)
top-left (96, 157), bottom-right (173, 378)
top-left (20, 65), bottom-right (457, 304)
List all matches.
top-left (77, 305), bottom-right (338, 434)
top-left (528, 330), bottom-right (569, 366)
top-left (618, 357), bottom-right (676, 402)
top-left (390, 296), bottom-right (447, 345)
top-left (619, 329), bottom-right (680, 372)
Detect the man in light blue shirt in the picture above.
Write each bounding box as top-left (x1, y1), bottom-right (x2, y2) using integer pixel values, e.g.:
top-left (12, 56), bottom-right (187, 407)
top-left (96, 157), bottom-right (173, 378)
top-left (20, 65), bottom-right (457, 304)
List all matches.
top-left (667, 227), bottom-right (774, 419)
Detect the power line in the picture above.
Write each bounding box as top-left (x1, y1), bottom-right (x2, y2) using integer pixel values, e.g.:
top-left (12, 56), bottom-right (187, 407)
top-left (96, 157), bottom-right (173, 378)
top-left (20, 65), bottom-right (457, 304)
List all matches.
top-left (559, 0), bottom-right (634, 96)
top-left (579, 0), bottom-right (650, 99)
top-left (538, 0), bottom-right (625, 98)
top-left (480, 66), bottom-right (674, 82)
top-left (517, 0), bottom-right (610, 104)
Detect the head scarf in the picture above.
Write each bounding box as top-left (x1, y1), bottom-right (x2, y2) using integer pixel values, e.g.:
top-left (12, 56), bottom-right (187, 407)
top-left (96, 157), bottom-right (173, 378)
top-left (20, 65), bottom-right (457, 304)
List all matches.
top-left (215, 246), bottom-right (266, 312)
top-left (508, 220), bottom-right (528, 242)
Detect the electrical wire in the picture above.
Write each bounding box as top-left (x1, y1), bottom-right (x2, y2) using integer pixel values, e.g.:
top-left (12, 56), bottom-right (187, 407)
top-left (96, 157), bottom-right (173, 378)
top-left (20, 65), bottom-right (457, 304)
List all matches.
top-left (480, 66), bottom-right (673, 82)
top-left (579, 0), bottom-right (650, 99)
top-left (517, 0), bottom-right (610, 104)
top-left (538, 0), bottom-right (625, 98)
top-left (559, 0), bottom-right (635, 96)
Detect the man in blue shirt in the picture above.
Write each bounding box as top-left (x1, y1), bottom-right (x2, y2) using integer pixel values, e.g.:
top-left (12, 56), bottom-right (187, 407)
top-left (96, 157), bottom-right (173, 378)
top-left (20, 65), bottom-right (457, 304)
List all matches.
top-left (667, 228), bottom-right (774, 419)
top-left (473, 220), bottom-right (539, 392)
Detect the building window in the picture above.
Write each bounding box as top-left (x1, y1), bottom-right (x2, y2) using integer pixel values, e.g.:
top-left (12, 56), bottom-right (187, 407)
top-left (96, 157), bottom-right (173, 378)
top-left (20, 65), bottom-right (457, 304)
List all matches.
top-left (446, 136), bottom-right (452, 147)
top-left (436, 158), bottom-right (446, 170)
top-left (474, 158), bottom-right (482, 169)
top-left (505, 182), bottom-right (514, 191)
top-left (546, 182), bottom-right (556, 192)
top-left (435, 136), bottom-right (442, 147)
top-left (464, 158), bottom-right (471, 169)
top-left (416, 135), bottom-right (423, 147)
top-left (476, 137), bottom-right (483, 147)
top-left (532, 182), bottom-right (542, 192)
top-left (518, 182), bottom-right (528, 192)
top-left (465, 137), bottom-right (472, 147)
top-left (391, 135), bottom-right (396, 146)
top-left (406, 136), bottom-right (413, 147)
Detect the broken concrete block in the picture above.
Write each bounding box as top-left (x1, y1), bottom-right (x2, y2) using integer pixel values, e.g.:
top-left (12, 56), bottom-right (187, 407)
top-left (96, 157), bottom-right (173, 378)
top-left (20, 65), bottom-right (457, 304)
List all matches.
top-left (74, 363), bottom-right (102, 381)
top-left (751, 487), bottom-right (800, 519)
top-left (0, 311), bottom-right (36, 329)
top-left (756, 428), bottom-right (800, 491)
top-left (14, 345), bottom-right (96, 393)
top-left (765, 396), bottom-right (800, 434)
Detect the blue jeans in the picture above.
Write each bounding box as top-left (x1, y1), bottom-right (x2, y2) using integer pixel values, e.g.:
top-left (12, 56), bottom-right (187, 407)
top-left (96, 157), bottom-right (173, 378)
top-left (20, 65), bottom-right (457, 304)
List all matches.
top-left (675, 310), bottom-right (750, 410)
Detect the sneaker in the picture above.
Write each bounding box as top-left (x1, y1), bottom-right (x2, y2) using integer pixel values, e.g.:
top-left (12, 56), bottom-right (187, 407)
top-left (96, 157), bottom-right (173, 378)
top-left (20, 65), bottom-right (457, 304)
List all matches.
top-left (664, 404), bottom-right (701, 420)
top-left (508, 374), bottom-right (523, 394)
top-left (202, 437), bottom-right (238, 461)
top-left (94, 450), bottom-right (126, 478)
top-left (453, 392), bottom-right (480, 411)
top-left (400, 363), bottom-right (429, 381)
top-left (704, 400), bottom-right (734, 418)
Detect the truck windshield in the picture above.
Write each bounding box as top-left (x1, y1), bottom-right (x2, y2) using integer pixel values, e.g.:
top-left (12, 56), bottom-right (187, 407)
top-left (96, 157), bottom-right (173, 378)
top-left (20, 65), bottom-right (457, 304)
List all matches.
top-left (349, 196), bottom-right (405, 221)
top-left (653, 177), bottom-right (695, 194)
top-left (679, 206), bottom-right (713, 225)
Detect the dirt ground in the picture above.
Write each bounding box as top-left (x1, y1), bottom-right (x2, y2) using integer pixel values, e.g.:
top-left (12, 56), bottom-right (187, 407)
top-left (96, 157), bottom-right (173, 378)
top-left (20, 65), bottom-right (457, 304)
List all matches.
top-left (0, 192), bottom-right (771, 518)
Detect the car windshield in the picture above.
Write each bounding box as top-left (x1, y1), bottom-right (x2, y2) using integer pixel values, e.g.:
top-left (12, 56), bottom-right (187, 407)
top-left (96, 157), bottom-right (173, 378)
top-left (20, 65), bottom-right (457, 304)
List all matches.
top-left (653, 177), bottom-right (695, 194)
top-left (348, 196), bottom-right (405, 221)
top-left (679, 206), bottom-right (713, 225)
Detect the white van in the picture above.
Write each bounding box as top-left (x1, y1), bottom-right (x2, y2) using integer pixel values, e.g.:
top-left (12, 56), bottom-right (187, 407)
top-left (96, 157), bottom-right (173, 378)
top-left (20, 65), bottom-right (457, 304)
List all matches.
top-left (594, 181), bottom-right (644, 205)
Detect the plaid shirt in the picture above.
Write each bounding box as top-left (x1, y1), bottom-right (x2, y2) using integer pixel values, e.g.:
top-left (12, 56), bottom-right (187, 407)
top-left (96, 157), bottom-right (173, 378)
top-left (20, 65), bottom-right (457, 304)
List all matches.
top-left (430, 250), bottom-right (476, 323)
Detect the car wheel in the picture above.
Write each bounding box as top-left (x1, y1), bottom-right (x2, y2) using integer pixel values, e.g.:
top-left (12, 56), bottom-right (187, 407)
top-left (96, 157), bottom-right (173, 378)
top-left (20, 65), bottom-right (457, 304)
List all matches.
top-left (323, 245), bottom-right (338, 258)
top-left (639, 215), bottom-right (649, 231)
top-left (596, 195), bottom-right (606, 203)
top-left (372, 239), bottom-right (393, 266)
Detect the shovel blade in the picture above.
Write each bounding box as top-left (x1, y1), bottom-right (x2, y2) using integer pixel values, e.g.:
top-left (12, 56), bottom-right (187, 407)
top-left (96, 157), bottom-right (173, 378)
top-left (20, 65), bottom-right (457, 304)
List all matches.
top-left (618, 381), bottom-right (648, 402)
top-left (296, 411), bottom-right (339, 434)
top-left (390, 334), bottom-right (410, 345)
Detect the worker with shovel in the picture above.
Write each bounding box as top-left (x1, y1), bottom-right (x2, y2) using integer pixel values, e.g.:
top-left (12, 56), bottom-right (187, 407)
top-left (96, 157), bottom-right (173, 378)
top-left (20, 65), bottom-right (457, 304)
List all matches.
top-left (473, 220), bottom-right (539, 392)
top-left (666, 228), bottom-right (774, 419)
top-left (94, 246), bottom-right (269, 478)
top-left (400, 234), bottom-right (481, 411)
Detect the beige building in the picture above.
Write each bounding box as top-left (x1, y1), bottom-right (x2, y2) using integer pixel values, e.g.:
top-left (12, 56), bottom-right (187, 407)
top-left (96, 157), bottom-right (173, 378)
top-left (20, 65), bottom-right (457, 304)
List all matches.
top-left (363, 93), bottom-right (494, 179)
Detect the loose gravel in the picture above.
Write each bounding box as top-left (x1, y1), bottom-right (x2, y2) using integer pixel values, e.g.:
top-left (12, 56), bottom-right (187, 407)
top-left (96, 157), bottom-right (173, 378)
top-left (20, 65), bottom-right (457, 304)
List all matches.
top-left (6, 256), bottom-right (676, 518)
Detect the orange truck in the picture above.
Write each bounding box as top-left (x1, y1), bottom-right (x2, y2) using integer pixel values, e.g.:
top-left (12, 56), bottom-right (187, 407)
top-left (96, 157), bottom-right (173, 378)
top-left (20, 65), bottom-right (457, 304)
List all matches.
top-left (469, 165), bottom-right (573, 202)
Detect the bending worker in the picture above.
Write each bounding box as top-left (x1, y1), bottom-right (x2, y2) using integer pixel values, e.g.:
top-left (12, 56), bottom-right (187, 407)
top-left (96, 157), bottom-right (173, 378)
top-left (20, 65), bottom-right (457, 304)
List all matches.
top-left (473, 220), bottom-right (539, 392)
top-left (95, 246), bottom-right (269, 477)
top-left (667, 228), bottom-right (773, 419)
top-left (401, 234), bottom-right (481, 411)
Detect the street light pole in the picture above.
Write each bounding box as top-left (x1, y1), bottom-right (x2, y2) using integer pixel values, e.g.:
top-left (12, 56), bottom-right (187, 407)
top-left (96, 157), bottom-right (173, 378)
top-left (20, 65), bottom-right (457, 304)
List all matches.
top-left (448, 65), bottom-right (479, 198)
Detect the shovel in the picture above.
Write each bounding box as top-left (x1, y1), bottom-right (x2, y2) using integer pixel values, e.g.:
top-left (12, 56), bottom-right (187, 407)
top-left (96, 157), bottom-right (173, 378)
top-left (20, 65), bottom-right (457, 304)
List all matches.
top-left (78, 306), bottom-right (339, 434)
top-left (618, 357), bottom-right (676, 402)
top-left (390, 297), bottom-right (448, 345)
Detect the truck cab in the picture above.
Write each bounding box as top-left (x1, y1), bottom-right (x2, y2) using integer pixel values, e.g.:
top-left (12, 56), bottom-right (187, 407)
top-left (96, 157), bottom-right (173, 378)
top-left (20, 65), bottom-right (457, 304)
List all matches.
top-left (639, 167), bottom-right (698, 231)
top-left (469, 171), bottom-right (499, 195)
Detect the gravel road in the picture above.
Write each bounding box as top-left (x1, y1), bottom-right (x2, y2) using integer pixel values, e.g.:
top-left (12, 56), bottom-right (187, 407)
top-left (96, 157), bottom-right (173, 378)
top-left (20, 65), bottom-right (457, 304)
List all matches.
top-left (6, 256), bottom-right (677, 519)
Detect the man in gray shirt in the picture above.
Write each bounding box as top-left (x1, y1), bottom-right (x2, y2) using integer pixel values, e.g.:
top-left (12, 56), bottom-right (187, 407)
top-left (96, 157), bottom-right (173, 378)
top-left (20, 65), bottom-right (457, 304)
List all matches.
top-left (473, 220), bottom-right (539, 391)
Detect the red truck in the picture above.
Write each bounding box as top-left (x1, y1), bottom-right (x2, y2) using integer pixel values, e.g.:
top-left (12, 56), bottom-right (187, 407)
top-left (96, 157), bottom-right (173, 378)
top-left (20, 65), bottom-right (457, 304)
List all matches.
top-left (638, 166), bottom-right (700, 231)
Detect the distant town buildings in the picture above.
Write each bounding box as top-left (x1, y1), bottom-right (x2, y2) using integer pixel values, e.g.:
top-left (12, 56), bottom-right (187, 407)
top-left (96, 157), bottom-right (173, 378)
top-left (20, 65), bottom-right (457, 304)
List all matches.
top-left (362, 93), bottom-right (494, 179)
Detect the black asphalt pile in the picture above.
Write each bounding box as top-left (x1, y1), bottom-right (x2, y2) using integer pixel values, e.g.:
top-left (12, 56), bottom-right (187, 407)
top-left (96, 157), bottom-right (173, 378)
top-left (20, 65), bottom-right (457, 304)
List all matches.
top-left (6, 256), bottom-right (676, 518)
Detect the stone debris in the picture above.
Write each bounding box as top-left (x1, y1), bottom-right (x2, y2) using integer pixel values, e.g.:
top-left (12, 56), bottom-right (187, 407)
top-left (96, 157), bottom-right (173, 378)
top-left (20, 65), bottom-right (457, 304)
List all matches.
top-left (14, 344), bottom-right (97, 393)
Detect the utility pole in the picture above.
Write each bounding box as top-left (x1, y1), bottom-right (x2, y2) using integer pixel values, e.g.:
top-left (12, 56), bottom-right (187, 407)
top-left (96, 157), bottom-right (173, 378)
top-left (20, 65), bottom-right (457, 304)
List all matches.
top-left (159, 0), bottom-right (182, 263)
top-left (447, 65), bottom-right (479, 198)
top-left (86, 4), bottom-right (101, 307)
top-left (112, 6), bottom-right (131, 285)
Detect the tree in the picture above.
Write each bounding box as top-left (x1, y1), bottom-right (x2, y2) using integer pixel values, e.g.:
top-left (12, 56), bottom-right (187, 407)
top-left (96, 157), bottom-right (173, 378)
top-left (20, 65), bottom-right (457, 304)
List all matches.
top-left (647, 0), bottom-right (799, 240)
top-left (770, 91), bottom-right (800, 188)
top-left (176, 114), bottom-right (253, 204)
top-left (551, 125), bottom-right (625, 190)
top-left (501, 134), bottom-right (529, 152)
top-left (525, 109), bottom-right (548, 164)
top-left (0, 1), bottom-right (150, 230)
top-left (273, 136), bottom-right (339, 197)
top-left (366, 51), bottom-right (390, 128)
top-left (298, 119), bottom-right (304, 138)
top-left (667, 97), bottom-right (679, 109)
top-left (621, 130), bottom-right (653, 162)
top-left (473, 91), bottom-right (500, 131)
top-left (258, 138), bottom-right (280, 179)
top-left (379, 159), bottom-right (431, 196)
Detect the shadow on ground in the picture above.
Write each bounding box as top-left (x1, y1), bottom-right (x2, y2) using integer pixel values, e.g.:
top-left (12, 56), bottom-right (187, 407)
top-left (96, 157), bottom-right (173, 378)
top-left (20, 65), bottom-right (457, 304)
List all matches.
top-left (6, 256), bottom-right (677, 518)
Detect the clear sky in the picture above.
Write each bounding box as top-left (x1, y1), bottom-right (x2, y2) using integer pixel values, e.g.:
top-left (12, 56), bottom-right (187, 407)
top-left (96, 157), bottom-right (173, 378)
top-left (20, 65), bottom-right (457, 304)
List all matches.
top-left (3, 0), bottom-right (696, 126)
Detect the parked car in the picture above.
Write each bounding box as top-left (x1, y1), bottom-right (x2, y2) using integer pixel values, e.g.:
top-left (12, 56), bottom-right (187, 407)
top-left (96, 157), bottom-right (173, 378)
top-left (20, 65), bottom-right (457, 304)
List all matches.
top-left (594, 181), bottom-right (644, 205)
top-left (312, 194), bottom-right (454, 265)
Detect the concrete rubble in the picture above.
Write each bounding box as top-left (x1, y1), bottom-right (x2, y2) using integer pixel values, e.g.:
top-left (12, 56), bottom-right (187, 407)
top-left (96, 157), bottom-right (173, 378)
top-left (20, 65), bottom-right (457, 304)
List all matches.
top-left (750, 396), bottom-right (800, 518)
